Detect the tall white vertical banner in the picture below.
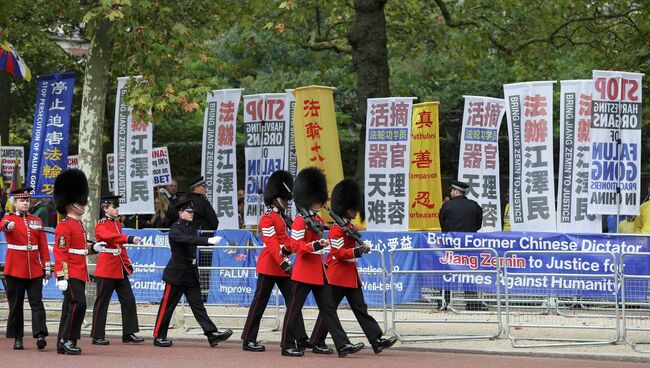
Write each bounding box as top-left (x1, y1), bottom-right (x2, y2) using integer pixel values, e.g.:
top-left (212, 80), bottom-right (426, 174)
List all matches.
top-left (457, 96), bottom-right (505, 232)
top-left (504, 82), bottom-right (556, 232)
top-left (202, 89), bottom-right (242, 230)
top-left (365, 97), bottom-right (415, 231)
top-left (588, 70), bottom-right (643, 215)
top-left (113, 76), bottom-right (154, 215)
top-left (284, 89), bottom-right (298, 219)
top-left (243, 93), bottom-right (288, 226)
top-left (557, 80), bottom-right (602, 233)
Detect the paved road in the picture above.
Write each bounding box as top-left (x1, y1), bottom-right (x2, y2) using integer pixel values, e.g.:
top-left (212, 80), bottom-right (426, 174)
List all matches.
top-left (1, 339), bottom-right (648, 368)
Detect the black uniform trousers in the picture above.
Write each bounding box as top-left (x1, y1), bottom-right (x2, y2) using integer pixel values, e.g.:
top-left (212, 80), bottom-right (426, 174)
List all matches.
top-left (91, 276), bottom-right (139, 338)
top-left (281, 281), bottom-right (350, 350)
top-left (241, 274), bottom-right (308, 343)
top-left (153, 282), bottom-right (217, 339)
top-left (5, 275), bottom-right (48, 338)
top-left (57, 278), bottom-right (87, 341)
top-left (310, 285), bottom-right (382, 345)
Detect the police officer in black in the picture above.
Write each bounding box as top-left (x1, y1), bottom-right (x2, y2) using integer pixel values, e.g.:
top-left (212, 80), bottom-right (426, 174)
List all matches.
top-left (439, 180), bottom-right (484, 311)
top-left (152, 200), bottom-right (232, 348)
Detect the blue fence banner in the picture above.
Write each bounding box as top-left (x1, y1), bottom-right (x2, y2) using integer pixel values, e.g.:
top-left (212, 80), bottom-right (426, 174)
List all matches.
top-left (27, 72), bottom-right (76, 197)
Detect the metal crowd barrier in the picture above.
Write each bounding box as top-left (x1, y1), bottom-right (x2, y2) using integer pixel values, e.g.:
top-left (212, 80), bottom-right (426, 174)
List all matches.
top-left (621, 252), bottom-right (650, 353)
top-left (389, 248), bottom-right (502, 342)
top-left (504, 250), bottom-right (619, 347)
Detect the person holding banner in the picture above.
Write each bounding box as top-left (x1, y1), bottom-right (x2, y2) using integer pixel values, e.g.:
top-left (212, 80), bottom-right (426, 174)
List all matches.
top-left (53, 169), bottom-right (108, 355)
top-left (152, 200), bottom-right (232, 348)
top-left (90, 195), bottom-right (145, 346)
top-left (280, 167), bottom-right (364, 358)
top-left (1, 187), bottom-right (51, 350)
top-left (309, 179), bottom-right (397, 354)
top-left (241, 170), bottom-right (311, 353)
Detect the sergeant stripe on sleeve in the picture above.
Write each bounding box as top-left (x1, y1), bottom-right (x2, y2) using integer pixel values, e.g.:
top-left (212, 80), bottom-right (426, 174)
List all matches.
top-left (330, 238), bottom-right (344, 249)
top-left (291, 230), bottom-right (305, 240)
top-left (261, 226), bottom-right (276, 237)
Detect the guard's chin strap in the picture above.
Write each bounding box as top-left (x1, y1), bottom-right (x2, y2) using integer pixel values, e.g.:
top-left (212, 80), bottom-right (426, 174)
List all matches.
top-left (72, 203), bottom-right (86, 215)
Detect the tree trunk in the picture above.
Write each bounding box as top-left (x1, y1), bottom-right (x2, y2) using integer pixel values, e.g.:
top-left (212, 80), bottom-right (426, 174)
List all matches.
top-left (0, 73), bottom-right (12, 145)
top-left (78, 18), bottom-right (113, 236)
top-left (347, 0), bottom-right (390, 183)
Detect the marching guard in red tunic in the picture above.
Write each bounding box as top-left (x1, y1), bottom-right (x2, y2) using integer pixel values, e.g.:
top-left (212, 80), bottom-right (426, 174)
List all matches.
top-left (1, 187), bottom-right (51, 350)
top-left (90, 195), bottom-right (144, 346)
top-left (280, 167), bottom-right (364, 358)
top-left (309, 179), bottom-right (397, 353)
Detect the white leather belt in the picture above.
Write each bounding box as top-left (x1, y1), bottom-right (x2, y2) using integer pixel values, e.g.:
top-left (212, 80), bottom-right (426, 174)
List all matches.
top-left (333, 256), bottom-right (357, 263)
top-left (7, 244), bottom-right (37, 251)
top-left (68, 248), bottom-right (88, 255)
top-left (101, 247), bottom-right (121, 256)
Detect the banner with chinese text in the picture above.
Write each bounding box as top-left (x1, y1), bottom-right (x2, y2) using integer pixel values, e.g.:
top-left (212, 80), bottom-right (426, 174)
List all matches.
top-left (27, 72), bottom-right (75, 197)
top-left (504, 82), bottom-right (556, 232)
top-left (284, 89), bottom-right (298, 219)
top-left (365, 97), bottom-right (415, 231)
top-left (588, 70), bottom-right (643, 215)
top-left (243, 93), bottom-right (288, 225)
top-left (408, 102), bottom-right (443, 231)
top-left (202, 89), bottom-right (242, 230)
top-left (557, 80), bottom-right (601, 232)
top-left (457, 96), bottom-right (505, 232)
top-left (293, 86), bottom-right (344, 220)
top-left (113, 76), bottom-right (154, 215)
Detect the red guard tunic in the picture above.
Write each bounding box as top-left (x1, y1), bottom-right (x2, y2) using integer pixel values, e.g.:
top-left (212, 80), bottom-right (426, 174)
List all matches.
top-left (325, 224), bottom-right (362, 289)
top-left (0, 212), bottom-right (50, 279)
top-left (257, 208), bottom-right (291, 277)
top-left (287, 214), bottom-right (328, 285)
top-left (53, 216), bottom-right (91, 281)
top-left (94, 216), bottom-right (133, 279)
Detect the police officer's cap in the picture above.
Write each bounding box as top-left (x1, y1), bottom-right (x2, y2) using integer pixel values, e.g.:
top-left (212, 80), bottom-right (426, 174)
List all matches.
top-left (175, 200), bottom-right (194, 212)
top-left (451, 180), bottom-right (469, 192)
top-left (187, 176), bottom-right (206, 189)
top-left (100, 195), bottom-right (122, 207)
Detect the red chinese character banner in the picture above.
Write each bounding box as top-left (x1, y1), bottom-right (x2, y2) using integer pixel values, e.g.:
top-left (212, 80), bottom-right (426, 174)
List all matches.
top-left (588, 71), bottom-right (643, 216)
top-left (557, 81), bottom-right (601, 233)
top-left (365, 97), bottom-right (416, 231)
top-left (242, 93), bottom-right (289, 226)
top-left (457, 96), bottom-right (505, 232)
top-left (504, 82), bottom-right (556, 232)
top-left (202, 89), bottom-right (242, 229)
top-left (408, 102), bottom-right (443, 231)
top-left (113, 76), bottom-right (154, 215)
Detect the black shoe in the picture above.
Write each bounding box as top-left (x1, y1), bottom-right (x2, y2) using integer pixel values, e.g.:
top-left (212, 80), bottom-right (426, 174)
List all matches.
top-left (281, 348), bottom-right (304, 357)
top-left (13, 337), bottom-right (24, 350)
top-left (57, 339), bottom-right (65, 354)
top-left (337, 342), bottom-right (364, 358)
top-left (296, 338), bottom-right (313, 351)
top-left (122, 334), bottom-right (144, 343)
top-left (242, 341), bottom-right (265, 352)
top-left (36, 335), bottom-right (47, 350)
top-left (92, 337), bottom-right (110, 345)
top-left (61, 339), bottom-right (81, 355)
top-left (153, 338), bottom-right (173, 347)
top-left (312, 343), bottom-right (333, 354)
top-left (371, 336), bottom-right (397, 354)
top-left (207, 329), bottom-right (233, 347)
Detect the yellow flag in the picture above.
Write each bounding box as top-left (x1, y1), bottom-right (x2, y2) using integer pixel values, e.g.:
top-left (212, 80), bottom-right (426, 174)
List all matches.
top-left (293, 86), bottom-right (344, 220)
top-left (408, 102), bottom-right (443, 230)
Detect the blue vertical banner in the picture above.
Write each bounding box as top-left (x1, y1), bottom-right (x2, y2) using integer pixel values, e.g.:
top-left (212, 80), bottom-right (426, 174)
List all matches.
top-left (27, 72), bottom-right (75, 197)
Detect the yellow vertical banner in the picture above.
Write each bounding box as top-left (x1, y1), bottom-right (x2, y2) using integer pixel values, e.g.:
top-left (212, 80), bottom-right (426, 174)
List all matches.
top-left (293, 86), bottom-right (344, 220)
top-left (409, 102), bottom-right (443, 230)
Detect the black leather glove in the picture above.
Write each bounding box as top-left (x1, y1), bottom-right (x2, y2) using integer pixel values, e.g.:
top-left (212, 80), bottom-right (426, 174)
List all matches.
top-left (126, 264), bottom-right (134, 273)
top-left (280, 259), bottom-right (292, 275)
top-left (280, 245), bottom-right (292, 256)
top-left (353, 248), bottom-right (363, 258)
top-left (311, 240), bottom-right (326, 252)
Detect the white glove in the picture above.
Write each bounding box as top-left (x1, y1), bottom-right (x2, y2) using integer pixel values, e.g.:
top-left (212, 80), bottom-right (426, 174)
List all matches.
top-left (93, 241), bottom-right (107, 253)
top-left (5, 221), bottom-right (15, 231)
top-left (57, 279), bottom-right (68, 291)
top-left (207, 236), bottom-right (222, 245)
top-left (132, 236), bottom-right (142, 245)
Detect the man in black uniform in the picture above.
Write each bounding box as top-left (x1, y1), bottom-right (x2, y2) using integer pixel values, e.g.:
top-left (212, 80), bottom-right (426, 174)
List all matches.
top-left (186, 176), bottom-right (219, 301)
top-left (152, 200), bottom-right (232, 347)
top-left (439, 180), bottom-right (484, 311)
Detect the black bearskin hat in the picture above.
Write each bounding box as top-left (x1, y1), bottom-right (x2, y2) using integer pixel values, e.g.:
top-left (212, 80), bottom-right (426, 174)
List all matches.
top-left (264, 170), bottom-right (293, 205)
top-left (54, 169), bottom-right (89, 214)
top-left (293, 167), bottom-right (327, 209)
top-left (331, 179), bottom-right (362, 217)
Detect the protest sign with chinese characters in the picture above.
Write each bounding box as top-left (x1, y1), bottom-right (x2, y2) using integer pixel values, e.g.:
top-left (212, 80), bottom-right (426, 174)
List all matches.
top-left (27, 72), bottom-right (75, 197)
top-left (457, 96), bottom-right (505, 232)
top-left (408, 102), bottom-right (442, 231)
top-left (113, 76), bottom-right (154, 215)
top-left (557, 80), bottom-right (601, 232)
top-left (365, 97), bottom-right (415, 231)
top-left (202, 89), bottom-right (242, 230)
top-left (588, 70), bottom-right (643, 215)
top-left (504, 82), bottom-right (556, 232)
top-left (284, 89), bottom-right (298, 219)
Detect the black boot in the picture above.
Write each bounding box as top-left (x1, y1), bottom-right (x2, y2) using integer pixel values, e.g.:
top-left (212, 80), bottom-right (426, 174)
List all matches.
top-left (371, 336), bottom-right (397, 354)
top-left (337, 342), bottom-right (364, 358)
top-left (296, 338), bottom-right (313, 351)
top-left (122, 334), bottom-right (145, 343)
top-left (13, 337), bottom-right (24, 350)
top-left (92, 337), bottom-right (110, 345)
top-left (242, 341), bottom-right (265, 352)
top-left (312, 343), bottom-right (333, 354)
top-left (281, 347), bottom-right (304, 357)
top-left (57, 339), bottom-right (65, 354)
top-left (36, 334), bottom-right (47, 350)
top-left (207, 329), bottom-right (233, 347)
top-left (61, 339), bottom-right (81, 355)
top-left (153, 338), bottom-right (172, 347)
